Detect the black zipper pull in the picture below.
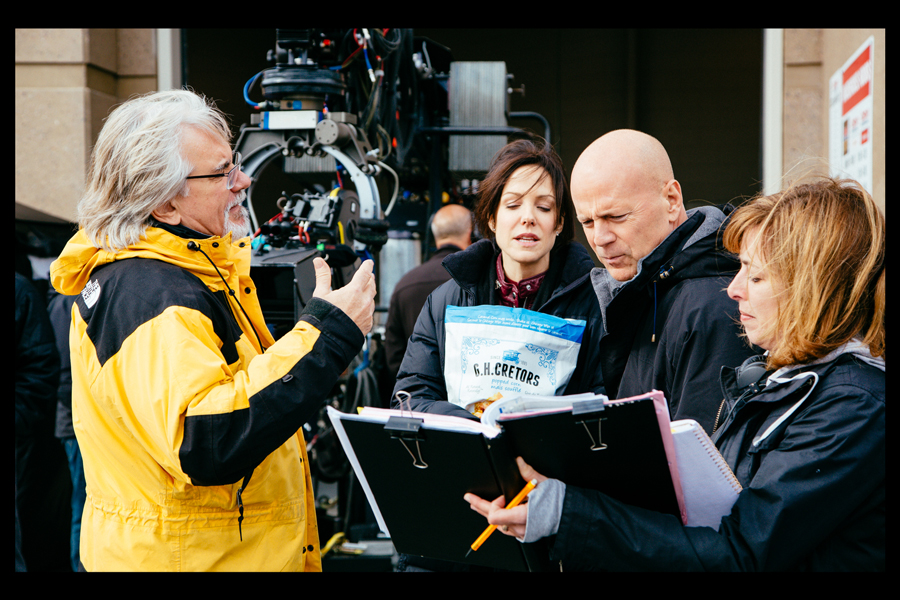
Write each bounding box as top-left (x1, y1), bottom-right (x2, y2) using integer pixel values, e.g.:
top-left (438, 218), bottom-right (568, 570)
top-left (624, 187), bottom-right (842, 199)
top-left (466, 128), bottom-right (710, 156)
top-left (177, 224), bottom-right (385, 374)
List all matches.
top-left (237, 485), bottom-right (245, 542)
top-left (236, 469), bottom-right (255, 542)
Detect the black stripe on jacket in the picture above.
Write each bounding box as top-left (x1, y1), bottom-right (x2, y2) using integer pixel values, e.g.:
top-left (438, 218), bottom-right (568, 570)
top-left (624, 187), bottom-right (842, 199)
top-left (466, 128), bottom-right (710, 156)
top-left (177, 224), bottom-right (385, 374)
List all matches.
top-left (180, 298), bottom-right (364, 486)
top-left (75, 257), bottom-right (363, 486)
top-left (76, 258), bottom-right (242, 367)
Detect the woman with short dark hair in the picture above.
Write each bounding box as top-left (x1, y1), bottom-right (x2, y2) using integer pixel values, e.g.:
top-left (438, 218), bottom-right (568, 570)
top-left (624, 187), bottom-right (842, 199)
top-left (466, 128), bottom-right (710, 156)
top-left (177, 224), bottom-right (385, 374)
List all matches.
top-left (391, 137), bottom-right (605, 419)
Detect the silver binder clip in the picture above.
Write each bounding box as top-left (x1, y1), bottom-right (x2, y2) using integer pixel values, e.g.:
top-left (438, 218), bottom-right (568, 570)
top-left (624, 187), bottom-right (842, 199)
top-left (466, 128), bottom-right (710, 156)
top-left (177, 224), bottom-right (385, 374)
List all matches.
top-left (573, 399), bottom-right (608, 451)
top-left (385, 391), bottom-right (429, 469)
top-left (395, 390), bottom-right (412, 415)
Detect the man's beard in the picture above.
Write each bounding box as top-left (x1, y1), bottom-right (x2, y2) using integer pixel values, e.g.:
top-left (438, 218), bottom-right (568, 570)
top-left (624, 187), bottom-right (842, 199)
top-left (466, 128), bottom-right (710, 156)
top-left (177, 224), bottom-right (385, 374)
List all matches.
top-left (223, 191), bottom-right (251, 239)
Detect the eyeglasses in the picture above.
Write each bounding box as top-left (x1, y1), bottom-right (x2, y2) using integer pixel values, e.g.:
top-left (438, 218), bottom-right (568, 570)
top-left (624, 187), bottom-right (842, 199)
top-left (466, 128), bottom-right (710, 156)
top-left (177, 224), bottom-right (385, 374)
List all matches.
top-left (186, 152), bottom-right (242, 190)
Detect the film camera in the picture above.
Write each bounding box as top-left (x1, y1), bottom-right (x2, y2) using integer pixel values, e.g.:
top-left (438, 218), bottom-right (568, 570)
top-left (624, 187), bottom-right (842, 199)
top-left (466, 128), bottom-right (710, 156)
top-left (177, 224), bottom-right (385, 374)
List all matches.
top-left (233, 29), bottom-right (551, 560)
top-left (237, 29), bottom-right (405, 333)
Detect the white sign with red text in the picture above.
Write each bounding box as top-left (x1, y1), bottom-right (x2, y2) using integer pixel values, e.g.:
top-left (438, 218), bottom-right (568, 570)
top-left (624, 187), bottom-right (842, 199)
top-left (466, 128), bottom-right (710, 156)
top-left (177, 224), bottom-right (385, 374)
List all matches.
top-left (829, 37), bottom-right (874, 193)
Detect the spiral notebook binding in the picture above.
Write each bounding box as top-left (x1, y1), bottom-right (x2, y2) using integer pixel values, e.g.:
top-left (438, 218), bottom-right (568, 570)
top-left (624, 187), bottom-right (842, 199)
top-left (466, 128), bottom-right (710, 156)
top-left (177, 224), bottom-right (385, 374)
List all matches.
top-left (690, 425), bottom-right (742, 492)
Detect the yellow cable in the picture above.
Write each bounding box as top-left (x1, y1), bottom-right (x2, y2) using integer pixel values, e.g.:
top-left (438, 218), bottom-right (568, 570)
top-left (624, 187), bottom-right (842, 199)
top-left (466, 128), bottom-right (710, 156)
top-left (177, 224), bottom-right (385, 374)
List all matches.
top-left (330, 188), bottom-right (345, 244)
top-left (322, 532), bottom-right (346, 556)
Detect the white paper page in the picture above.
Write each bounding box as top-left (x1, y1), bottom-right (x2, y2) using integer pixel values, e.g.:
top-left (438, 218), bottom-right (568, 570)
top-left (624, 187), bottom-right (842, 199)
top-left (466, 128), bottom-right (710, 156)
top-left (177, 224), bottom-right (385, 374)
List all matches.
top-left (358, 406), bottom-right (501, 438)
top-left (325, 406), bottom-right (391, 537)
top-left (480, 393), bottom-right (599, 429)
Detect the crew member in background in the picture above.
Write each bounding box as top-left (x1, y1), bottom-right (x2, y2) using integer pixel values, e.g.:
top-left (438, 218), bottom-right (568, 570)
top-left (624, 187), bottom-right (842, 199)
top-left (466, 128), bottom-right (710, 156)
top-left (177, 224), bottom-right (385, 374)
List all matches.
top-left (384, 203), bottom-right (473, 379)
top-left (15, 272), bottom-right (61, 572)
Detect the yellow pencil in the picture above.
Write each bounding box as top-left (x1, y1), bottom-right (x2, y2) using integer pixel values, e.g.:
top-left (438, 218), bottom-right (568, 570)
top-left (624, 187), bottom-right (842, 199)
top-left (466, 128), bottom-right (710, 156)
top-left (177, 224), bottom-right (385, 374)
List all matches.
top-left (466, 478), bottom-right (538, 557)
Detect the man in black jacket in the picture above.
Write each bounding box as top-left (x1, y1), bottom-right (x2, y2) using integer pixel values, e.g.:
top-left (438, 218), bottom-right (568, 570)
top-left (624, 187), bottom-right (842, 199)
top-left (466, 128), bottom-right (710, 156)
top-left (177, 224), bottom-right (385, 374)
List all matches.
top-left (571, 129), bottom-right (755, 433)
top-left (15, 272), bottom-right (64, 571)
top-left (383, 203), bottom-right (473, 378)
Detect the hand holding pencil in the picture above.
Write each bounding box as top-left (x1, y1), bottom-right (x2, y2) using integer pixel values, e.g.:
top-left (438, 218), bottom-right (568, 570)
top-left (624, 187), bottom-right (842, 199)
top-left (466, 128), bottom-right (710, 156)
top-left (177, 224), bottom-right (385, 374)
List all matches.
top-left (464, 457), bottom-right (548, 550)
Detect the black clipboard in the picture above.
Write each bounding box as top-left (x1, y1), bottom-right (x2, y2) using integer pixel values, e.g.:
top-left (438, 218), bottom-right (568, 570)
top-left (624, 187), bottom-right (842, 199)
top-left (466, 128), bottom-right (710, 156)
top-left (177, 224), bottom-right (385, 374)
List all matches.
top-left (333, 412), bottom-right (552, 571)
top-left (495, 392), bottom-right (682, 518)
top-left (327, 390), bottom-right (683, 572)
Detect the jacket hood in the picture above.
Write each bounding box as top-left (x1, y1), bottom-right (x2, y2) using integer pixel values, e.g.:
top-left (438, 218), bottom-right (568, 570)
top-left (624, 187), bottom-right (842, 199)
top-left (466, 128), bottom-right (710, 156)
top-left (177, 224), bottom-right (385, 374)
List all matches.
top-left (51, 226), bottom-right (251, 296)
top-left (769, 338), bottom-right (885, 382)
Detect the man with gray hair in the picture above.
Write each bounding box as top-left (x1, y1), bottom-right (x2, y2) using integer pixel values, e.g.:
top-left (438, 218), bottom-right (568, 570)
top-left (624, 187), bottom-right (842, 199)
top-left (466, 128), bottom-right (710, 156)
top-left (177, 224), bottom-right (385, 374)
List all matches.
top-left (50, 89), bottom-right (376, 571)
top-left (384, 203), bottom-right (473, 378)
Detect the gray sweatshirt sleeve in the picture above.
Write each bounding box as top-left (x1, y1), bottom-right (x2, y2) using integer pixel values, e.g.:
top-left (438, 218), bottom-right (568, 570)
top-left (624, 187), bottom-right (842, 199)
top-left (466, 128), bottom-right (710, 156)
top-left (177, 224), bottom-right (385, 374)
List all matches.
top-left (522, 479), bottom-right (567, 543)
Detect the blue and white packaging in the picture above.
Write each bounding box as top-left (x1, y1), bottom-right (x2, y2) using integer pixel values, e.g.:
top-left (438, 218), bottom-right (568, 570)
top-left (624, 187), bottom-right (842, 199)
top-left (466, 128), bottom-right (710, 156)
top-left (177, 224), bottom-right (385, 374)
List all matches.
top-left (443, 305), bottom-right (586, 412)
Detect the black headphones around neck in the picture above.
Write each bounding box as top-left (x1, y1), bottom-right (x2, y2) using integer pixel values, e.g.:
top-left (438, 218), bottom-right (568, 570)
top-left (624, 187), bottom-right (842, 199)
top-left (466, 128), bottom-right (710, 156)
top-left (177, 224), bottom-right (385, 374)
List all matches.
top-left (736, 355), bottom-right (768, 390)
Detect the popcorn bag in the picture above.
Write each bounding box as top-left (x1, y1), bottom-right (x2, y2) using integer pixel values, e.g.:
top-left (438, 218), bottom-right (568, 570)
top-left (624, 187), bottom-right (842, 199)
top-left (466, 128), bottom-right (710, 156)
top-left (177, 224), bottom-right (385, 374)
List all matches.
top-left (443, 305), bottom-right (586, 413)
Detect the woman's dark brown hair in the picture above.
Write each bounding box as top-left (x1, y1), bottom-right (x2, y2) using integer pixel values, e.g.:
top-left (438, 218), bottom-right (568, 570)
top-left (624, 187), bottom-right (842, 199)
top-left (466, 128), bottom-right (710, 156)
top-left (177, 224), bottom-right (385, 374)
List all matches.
top-left (473, 137), bottom-right (575, 246)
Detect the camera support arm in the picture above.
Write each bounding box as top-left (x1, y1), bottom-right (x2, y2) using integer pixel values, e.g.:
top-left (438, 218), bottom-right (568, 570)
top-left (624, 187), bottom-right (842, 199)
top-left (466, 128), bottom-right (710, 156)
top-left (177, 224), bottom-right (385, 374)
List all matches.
top-left (234, 125), bottom-right (382, 252)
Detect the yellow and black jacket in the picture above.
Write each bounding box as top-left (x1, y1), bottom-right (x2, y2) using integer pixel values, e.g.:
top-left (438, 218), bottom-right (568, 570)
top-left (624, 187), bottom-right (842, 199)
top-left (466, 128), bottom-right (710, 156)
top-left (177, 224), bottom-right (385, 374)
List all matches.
top-left (50, 225), bottom-right (363, 571)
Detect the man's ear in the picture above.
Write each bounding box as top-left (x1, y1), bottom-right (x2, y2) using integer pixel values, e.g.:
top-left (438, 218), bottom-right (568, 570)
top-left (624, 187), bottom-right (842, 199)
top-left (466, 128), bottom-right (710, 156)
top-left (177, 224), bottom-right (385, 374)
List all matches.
top-left (151, 200), bottom-right (181, 226)
top-left (663, 179), bottom-right (684, 219)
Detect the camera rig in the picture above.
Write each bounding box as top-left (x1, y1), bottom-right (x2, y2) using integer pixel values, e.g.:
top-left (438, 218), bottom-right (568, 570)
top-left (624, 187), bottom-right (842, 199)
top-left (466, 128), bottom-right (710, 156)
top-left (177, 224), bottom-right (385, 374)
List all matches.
top-left (237, 29), bottom-right (404, 335)
top-left (239, 29), bottom-right (550, 332)
top-left (233, 29), bottom-right (554, 553)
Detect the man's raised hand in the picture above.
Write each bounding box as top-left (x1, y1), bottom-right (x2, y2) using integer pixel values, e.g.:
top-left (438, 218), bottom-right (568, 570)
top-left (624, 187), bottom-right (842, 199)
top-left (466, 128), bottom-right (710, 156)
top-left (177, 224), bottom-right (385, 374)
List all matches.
top-left (312, 257), bottom-right (376, 334)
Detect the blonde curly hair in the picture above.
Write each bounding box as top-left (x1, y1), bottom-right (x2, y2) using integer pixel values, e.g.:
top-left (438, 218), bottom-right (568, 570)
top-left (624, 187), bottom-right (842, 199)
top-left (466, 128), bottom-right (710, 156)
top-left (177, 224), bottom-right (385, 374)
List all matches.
top-left (723, 177), bottom-right (885, 370)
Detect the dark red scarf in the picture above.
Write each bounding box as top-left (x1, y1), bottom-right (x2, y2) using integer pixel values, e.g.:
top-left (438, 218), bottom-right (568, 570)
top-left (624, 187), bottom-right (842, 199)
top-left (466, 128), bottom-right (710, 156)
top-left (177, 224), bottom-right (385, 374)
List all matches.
top-left (495, 253), bottom-right (546, 310)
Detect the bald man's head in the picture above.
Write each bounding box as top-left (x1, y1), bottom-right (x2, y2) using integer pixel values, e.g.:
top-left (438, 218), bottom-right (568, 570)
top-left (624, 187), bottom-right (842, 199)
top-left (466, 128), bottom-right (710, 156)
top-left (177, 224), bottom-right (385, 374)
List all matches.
top-left (571, 130), bottom-right (687, 281)
top-left (572, 129), bottom-right (674, 197)
top-left (431, 203), bottom-right (473, 249)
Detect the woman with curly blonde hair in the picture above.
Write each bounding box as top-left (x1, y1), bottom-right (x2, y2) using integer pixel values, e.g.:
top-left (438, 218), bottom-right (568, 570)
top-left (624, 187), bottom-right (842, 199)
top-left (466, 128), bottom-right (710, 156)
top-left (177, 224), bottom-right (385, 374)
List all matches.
top-left (722, 177), bottom-right (884, 370)
top-left (467, 177), bottom-right (884, 571)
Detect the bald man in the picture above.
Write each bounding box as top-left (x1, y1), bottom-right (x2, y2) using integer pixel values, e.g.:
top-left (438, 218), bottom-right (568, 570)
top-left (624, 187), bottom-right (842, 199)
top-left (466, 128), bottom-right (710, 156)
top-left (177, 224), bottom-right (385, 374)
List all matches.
top-left (572, 130), bottom-right (755, 433)
top-left (384, 204), bottom-right (473, 379)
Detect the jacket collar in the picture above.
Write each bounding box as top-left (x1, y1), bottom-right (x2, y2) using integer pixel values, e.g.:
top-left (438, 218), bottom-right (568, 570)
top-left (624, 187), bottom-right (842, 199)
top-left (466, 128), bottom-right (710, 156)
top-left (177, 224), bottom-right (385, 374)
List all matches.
top-left (443, 239), bottom-right (592, 307)
top-left (442, 239), bottom-right (497, 297)
top-left (721, 338), bottom-right (884, 405)
top-left (51, 224), bottom-right (251, 296)
top-left (714, 340), bottom-right (883, 449)
top-left (148, 217), bottom-right (211, 241)
top-left (714, 356), bottom-right (819, 446)
top-left (590, 205), bottom-right (737, 325)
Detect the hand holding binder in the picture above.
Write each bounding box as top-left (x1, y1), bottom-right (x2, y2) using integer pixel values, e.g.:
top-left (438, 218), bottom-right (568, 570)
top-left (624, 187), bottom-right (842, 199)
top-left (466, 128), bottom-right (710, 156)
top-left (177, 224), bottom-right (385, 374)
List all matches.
top-left (328, 404), bottom-right (556, 570)
top-left (464, 457), bottom-right (547, 544)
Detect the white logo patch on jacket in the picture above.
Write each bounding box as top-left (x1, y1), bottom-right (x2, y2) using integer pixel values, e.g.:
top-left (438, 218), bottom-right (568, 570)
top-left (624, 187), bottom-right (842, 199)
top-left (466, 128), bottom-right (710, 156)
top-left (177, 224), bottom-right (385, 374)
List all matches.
top-left (82, 279), bottom-right (101, 308)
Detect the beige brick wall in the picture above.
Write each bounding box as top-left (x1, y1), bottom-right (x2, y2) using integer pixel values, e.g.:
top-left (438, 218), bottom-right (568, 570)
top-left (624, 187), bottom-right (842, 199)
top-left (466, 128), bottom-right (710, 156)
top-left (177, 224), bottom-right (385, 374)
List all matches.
top-left (15, 29), bottom-right (158, 223)
top-left (782, 28), bottom-right (884, 213)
